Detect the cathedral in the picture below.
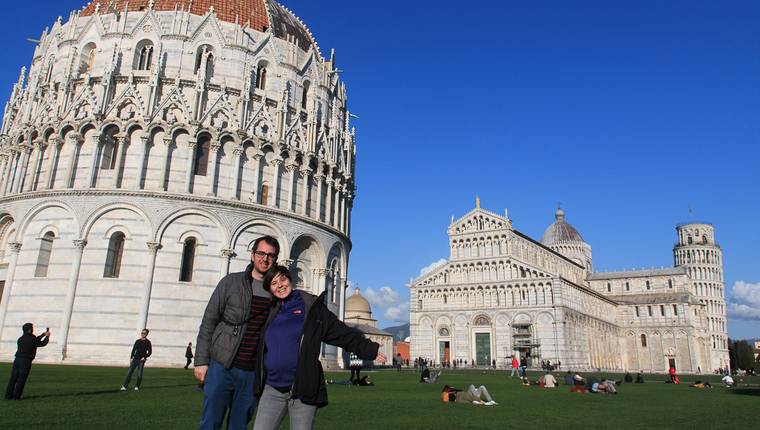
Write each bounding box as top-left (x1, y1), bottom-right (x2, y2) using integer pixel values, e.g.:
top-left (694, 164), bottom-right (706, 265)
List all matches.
top-left (0, 0), bottom-right (356, 367)
top-left (410, 200), bottom-right (729, 373)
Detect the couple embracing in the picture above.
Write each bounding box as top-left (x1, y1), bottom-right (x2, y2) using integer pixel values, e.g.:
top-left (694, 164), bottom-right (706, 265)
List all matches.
top-left (195, 235), bottom-right (384, 430)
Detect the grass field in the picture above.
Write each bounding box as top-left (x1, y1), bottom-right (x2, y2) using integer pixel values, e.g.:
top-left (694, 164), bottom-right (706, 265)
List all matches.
top-left (0, 363), bottom-right (757, 429)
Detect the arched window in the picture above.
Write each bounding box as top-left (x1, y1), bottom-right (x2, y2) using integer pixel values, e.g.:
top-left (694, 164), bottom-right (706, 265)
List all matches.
top-left (702, 235), bottom-right (707, 244)
top-left (34, 231), bottom-right (55, 277)
top-left (607, 283), bottom-right (611, 292)
top-left (301, 81), bottom-right (310, 109)
top-left (194, 45), bottom-right (215, 79)
top-left (640, 334), bottom-right (647, 347)
top-left (646, 281), bottom-right (650, 290)
top-left (100, 134), bottom-right (119, 170)
top-left (438, 327), bottom-right (450, 337)
top-left (256, 65), bottom-right (267, 90)
top-left (179, 237), bottom-right (196, 282)
top-left (80, 42), bottom-right (97, 74)
top-left (104, 232), bottom-right (126, 278)
top-left (45, 59), bottom-right (55, 83)
top-left (260, 183), bottom-right (269, 206)
top-left (135, 40), bottom-right (154, 71)
top-left (194, 136), bottom-right (210, 176)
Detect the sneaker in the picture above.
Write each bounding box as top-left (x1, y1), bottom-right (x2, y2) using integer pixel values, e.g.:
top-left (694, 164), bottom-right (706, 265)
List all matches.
top-left (120, 386), bottom-right (126, 391)
top-left (134, 387), bottom-right (139, 391)
top-left (485, 401), bottom-right (498, 406)
top-left (472, 400), bottom-right (484, 405)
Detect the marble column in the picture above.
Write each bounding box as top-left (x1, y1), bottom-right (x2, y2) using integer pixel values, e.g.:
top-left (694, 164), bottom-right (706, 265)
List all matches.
top-left (206, 142), bottom-right (221, 196)
top-left (250, 151), bottom-right (263, 203)
top-left (0, 242), bottom-right (22, 338)
top-left (314, 172), bottom-right (325, 222)
top-left (286, 164), bottom-right (297, 211)
top-left (325, 178), bottom-right (334, 226)
top-left (111, 133), bottom-right (128, 188)
top-left (3, 150), bottom-right (19, 195)
top-left (184, 139), bottom-right (197, 193)
top-left (229, 146), bottom-right (244, 200)
top-left (86, 134), bottom-right (101, 188)
top-left (25, 140), bottom-right (45, 192)
top-left (333, 181), bottom-right (342, 229)
top-left (0, 153), bottom-right (10, 196)
top-left (64, 134), bottom-right (83, 188)
top-left (300, 168), bottom-right (312, 217)
top-left (59, 239), bottom-right (86, 360)
top-left (13, 146), bottom-right (31, 194)
top-left (136, 135), bottom-right (150, 189)
top-left (44, 137), bottom-right (62, 189)
top-left (270, 158), bottom-right (282, 208)
top-left (159, 137), bottom-right (173, 191)
top-left (220, 248), bottom-right (236, 279)
top-left (138, 242), bottom-right (162, 332)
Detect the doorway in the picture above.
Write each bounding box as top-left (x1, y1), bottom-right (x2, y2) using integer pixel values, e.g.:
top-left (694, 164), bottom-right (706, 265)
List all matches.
top-left (475, 333), bottom-right (491, 366)
top-left (668, 358), bottom-right (676, 370)
top-left (439, 341), bottom-right (450, 366)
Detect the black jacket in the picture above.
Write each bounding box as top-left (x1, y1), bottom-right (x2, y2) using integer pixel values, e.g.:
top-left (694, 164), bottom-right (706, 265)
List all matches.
top-left (255, 290), bottom-right (379, 408)
top-left (16, 333), bottom-right (49, 360)
top-left (130, 339), bottom-right (152, 360)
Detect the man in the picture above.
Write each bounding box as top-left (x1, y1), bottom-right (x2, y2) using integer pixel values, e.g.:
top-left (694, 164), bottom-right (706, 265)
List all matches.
top-left (395, 353), bottom-right (402, 372)
top-left (185, 342), bottom-right (194, 369)
top-left (349, 352), bottom-right (363, 384)
top-left (195, 235), bottom-right (278, 430)
top-left (5, 323), bottom-right (50, 400)
top-left (542, 372), bottom-right (557, 388)
top-left (121, 328), bottom-right (152, 391)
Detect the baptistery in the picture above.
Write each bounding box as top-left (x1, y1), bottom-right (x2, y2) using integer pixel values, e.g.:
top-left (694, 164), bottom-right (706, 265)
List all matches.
top-left (0, 0), bottom-right (356, 367)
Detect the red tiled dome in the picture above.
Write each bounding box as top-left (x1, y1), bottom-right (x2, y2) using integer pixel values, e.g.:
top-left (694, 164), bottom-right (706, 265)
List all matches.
top-left (80, 0), bottom-right (316, 53)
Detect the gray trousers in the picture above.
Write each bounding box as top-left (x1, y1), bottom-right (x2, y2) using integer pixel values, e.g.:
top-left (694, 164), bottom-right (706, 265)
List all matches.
top-left (468, 385), bottom-right (494, 402)
top-left (252, 385), bottom-right (318, 430)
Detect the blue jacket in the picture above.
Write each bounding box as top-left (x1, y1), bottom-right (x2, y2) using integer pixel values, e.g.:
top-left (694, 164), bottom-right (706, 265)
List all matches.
top-left (262, 290), bottom-right (305, 389)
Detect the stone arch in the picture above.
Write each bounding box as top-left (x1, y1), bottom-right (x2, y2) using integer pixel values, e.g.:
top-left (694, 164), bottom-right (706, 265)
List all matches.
top-left (155, 208), bottom-right (226, 244)
top-left (16, 200), bottom-right (78, 242)
top-left (228, 218), bottom-right (286, 275)
top-left (289, 234), bottom-right (324, 292)
top-left (81, 202), bottom-right (153, 239)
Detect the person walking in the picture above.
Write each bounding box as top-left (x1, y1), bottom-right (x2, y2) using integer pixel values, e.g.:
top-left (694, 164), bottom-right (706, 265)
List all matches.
top-left (252, 266), bottom-right (386, 430)
top-left (184, 342), bottom-right (194, 369)
top-left (194, 235), bottom-right (279, 430)
top-left (510, 356), bottom-right (519, 377)
top-left (4, 323), bottom-right (50, 400)
top-left (120, 329), bottom-right (152, 391)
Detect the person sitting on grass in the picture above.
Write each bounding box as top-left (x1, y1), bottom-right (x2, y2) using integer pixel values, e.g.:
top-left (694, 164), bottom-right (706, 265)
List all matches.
top-left (442, 384), bottom-right (498, 406)
top-left (521, 376), bottom-right (531, 387)
top-left (573, 373), bottom-right (585, 386)
top-left (624, 372), bottom-right (633, 383)
top-left (541, 372), bottom-right (557, 388)
top-left (420, 367), bottom-right (441, 383)
top-left (635, 372), bottom-right (645, 383)
top-left (721, 375), bottom-right (734, 387)
top-left (564, 371), bottom-right (574, 385)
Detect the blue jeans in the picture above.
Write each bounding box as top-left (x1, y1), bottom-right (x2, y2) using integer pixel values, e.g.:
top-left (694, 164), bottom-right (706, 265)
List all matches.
top-left (123, 358), bottom-right (146, 388)
top-left (200, 360), bottom-right (256, 430)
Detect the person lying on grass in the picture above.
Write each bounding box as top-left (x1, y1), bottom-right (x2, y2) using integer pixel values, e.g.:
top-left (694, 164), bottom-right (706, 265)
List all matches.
top-left (252, 266), bottom-right (386, 430)
top-left (420, 367), bottom-right (441, 383)
top-left (441, 384), bottom-right (498, 406)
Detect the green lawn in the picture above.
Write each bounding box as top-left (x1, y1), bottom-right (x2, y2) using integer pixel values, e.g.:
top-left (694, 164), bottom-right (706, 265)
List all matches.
top-left (0, 363), bottom-right (757, 429)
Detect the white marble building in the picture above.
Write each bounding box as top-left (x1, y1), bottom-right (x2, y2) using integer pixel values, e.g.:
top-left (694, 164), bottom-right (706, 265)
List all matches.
top-left (0, 0), bottom-right (357, 368)
top-left (410, 201), bottom-right (729, 373)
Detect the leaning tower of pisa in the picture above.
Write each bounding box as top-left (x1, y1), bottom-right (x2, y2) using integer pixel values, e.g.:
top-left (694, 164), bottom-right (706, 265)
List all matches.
top-left (673, 223), bottom-right (729, 371)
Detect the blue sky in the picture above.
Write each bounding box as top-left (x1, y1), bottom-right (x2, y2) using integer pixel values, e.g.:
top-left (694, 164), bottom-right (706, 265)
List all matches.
top-left (2, 1), bottom-right (759, 337)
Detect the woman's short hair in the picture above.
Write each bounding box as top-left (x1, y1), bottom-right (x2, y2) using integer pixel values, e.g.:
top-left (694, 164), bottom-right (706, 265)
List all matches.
top-left (263, 265), bottom-right (292, 292)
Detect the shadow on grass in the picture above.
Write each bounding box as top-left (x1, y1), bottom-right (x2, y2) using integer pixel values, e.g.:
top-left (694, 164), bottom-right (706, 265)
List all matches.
top-left (23, 383), bottom-right (198, 400)
top-left (730, 387), bottom-right (760, 396)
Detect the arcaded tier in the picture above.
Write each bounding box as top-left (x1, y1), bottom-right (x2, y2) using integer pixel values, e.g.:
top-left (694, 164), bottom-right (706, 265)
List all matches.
top-left (0, 0), bottom-right (356, 367)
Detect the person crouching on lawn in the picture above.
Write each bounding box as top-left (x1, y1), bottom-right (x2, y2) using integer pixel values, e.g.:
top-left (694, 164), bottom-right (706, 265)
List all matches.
top-left (252, 266), bottom-right (386, 430)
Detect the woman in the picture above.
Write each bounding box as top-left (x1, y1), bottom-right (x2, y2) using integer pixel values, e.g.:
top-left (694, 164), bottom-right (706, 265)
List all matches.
top-left (253, 266), bottom-right (385, 430)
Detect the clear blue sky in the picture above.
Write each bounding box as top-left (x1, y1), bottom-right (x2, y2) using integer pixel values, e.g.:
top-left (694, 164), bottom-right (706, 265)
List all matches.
top-left (2, 1), bottom-right (759, 337)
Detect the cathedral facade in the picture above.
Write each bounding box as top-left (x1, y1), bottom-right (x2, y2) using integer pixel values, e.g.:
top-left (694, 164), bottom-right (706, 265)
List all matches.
top-left (410, 202), bottom-right (729, 373)
top-left (0, 0), bottom-right (356, 367)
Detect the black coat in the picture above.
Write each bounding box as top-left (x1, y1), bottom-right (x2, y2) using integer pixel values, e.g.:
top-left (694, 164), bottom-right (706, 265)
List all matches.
top-left (255, 290), bottom-right (379, 408)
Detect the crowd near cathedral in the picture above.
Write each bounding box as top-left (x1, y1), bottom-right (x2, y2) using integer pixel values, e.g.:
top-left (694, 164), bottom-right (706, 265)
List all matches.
top-left (0, 0), bottom-right (730, 375)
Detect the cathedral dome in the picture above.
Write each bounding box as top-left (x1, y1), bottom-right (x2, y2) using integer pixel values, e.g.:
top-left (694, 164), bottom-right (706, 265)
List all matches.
top-left (81, 0), bottom-right (318, 53)
top-left (541, 208), bottom-right (584, 245)
top-left (346, 288), bottom-right (371, 317)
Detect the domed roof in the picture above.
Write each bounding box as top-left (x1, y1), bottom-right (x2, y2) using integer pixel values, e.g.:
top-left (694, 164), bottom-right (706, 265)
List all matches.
top-left (346, 288), bottom-right (371, 315)
top-left (81, 0), bottom-right (318, 53)
top-left (541, 208), bottom-right (584, 245)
